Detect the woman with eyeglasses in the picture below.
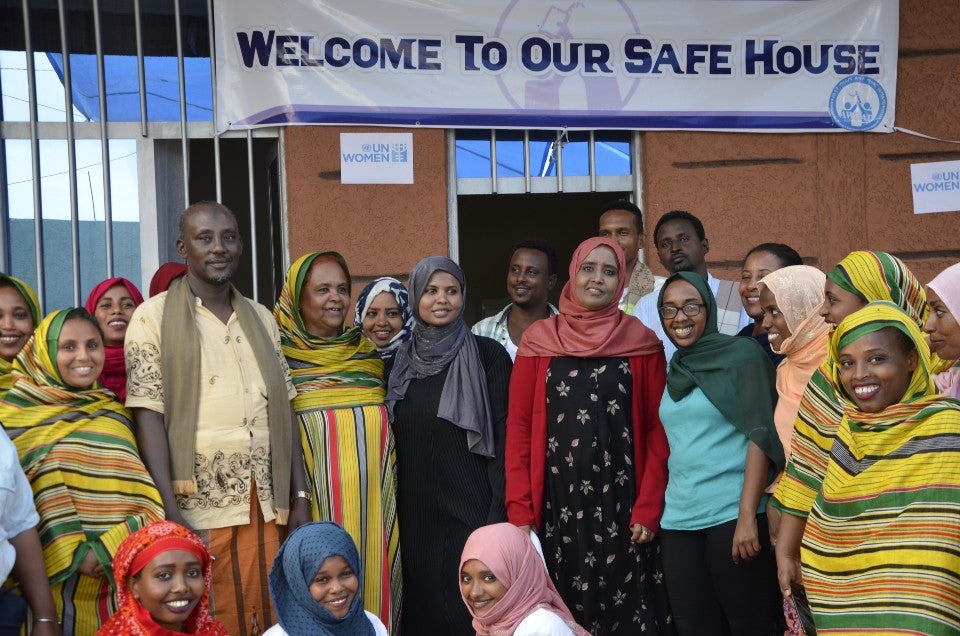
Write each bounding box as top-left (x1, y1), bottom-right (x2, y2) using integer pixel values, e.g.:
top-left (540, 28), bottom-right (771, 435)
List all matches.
top-left (655, 272), bottom-right (784, 636)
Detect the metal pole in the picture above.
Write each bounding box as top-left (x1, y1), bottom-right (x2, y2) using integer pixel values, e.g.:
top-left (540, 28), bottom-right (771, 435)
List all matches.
top-left (92, 0), bottom-right (115, 279)
top-left (134, 0), bottom-right (148, 137)
top-left (22, 0), bottom-right (46, 310)
top-left (522, 129), bottom-right (530, 193)
top-left (207, 0), bottom-right (222, 202)
top-left (174, 0), bottom-right (190, 208)
top-left (489, 129), bottom-right (497, 194)
top-left (588, 130), bottom-right (596, 192)
top-left (246, 130), bottom-right (258, 300)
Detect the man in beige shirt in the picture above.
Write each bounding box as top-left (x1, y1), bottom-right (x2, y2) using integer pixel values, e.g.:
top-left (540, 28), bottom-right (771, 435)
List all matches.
top-left (125, 202), bottom-right (309, 635)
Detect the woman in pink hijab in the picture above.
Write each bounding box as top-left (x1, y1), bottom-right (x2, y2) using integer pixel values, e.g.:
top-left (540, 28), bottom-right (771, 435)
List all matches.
top-left (925, 262), bottom-right (960, 397)
top-left (459, 523), bottom-right (589, 636)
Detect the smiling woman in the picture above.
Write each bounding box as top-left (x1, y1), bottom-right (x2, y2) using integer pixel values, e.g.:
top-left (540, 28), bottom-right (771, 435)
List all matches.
top-left (273, 252), bottom-right (400, 631)
top-left (84, 277), bottom-right (144, 401)
top-left (97, 520), bottom-right (226, 636)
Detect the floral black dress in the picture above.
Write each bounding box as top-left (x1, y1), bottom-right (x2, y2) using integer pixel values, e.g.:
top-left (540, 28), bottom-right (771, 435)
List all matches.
top-left (542, 356), bottom-right (673, 635)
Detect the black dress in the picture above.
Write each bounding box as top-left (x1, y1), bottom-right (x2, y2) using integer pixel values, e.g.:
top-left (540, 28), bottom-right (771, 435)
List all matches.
top-left (391, 336), bottom-right (511, 635)
top-left (542, 356), bottom-right (672, 635)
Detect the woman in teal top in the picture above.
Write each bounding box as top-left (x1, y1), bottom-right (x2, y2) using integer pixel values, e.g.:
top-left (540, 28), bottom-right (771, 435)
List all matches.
top-left (656, 271), bottom-right (784, 636)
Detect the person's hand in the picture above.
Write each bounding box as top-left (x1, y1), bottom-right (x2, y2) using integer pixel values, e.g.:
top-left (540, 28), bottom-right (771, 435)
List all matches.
top-left (288, 497), bottom-right (311, 530)
top-left (732, 514), bottom-right (760, 564)
top-left (766, 500), bottom-right (781, 547)
top-left (631, 523), bottom-right (655, 544)
top-left (77, 549), bottom-right (103, 578)
top-left (776, 541), bottom-right (803, 596)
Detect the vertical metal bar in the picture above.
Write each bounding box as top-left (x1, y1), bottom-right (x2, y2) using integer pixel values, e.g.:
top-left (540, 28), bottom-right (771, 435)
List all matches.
top-left (555, 130), bottom-right (563, 193)
top-left (277, 129), bottom-right (291, 274)
top-left (22, 0), bottom-right (46, 309)
top-left (207, 0), bottom-right (222, 201)
top-left (632, 130), bottom-right (644, 220)
top-left (246, 130), bottom-right (258, 300)
top-left (588, 130), bottom-right (596, 192)
top-left (0, 59), bottom-right (8, 271)
top-left (92, 0), bottom-right (114, 280)
top-left (57, 0), bottom-right (81, 304)
top-left (489, 129), bottom-right (497, 194)
top-left (174, 0), bottom-right (190, 208)
top-left (522, 129), bottom-right (530, 193)
top-left (445, 130), bottom-right (459, 261)
top-left (134, 0), bottom-right (148, 137)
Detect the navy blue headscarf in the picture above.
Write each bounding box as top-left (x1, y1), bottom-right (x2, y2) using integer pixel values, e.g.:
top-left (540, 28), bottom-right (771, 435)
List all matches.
top-left (268, 522), bottom-right (375, 635)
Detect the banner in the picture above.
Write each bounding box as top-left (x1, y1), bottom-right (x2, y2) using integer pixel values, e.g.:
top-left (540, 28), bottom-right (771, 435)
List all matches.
top-left (213, 0), bottom-right (898, 132)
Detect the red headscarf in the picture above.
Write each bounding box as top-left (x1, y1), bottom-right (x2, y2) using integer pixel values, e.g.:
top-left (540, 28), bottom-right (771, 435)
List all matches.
top-left (460, 523), bottom-right (590, 636)
top-left (149, 262), bottom-right (189, 298)
top-left (97, 521), bottom-right (227, 636)
top-left (84, 277), bottom-right (144, 402)
top-left (518, 237), bottom-right (662, 358)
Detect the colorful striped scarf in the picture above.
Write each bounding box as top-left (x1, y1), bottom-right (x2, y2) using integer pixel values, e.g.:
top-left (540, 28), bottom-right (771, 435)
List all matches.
top-left (774, 251), bottom-right (927, 517)
top-left (803, 302), bottom-right (960, 633)
top-left (0, 310), bottom-right (163, 589)
top-left (0, 273), bottom-right (41, 391)
top-left (274, 252), bottom-right (385, 411)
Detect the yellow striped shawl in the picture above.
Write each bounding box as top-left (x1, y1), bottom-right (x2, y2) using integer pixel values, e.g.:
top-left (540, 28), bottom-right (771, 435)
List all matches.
top-left (0, 310), bottom-right (163, 587)
top-left (803, 303), bottom-right (960, 634)
top-left (274, 252), bottom-right (385, 411)
top-left (775, 251), bottom-right (928, 517)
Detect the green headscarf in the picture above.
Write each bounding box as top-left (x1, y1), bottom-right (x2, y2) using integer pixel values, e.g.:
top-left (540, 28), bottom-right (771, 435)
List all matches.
top-left (659, 271), bottom-right (784, 469)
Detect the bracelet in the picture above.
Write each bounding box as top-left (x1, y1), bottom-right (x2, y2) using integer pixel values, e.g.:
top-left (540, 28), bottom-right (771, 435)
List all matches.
top-left (33, 618), bottom-right (59, 624)
top-left (293, 490), bottom-right (312, 502)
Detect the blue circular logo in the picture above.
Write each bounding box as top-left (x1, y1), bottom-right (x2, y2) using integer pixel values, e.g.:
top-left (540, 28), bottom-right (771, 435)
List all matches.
top-left (829, 76), bottom-right (887, 131)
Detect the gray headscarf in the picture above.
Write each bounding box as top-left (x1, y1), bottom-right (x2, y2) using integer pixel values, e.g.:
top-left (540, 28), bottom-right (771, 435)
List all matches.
top-left (385, 256), bottom-right (495, 457)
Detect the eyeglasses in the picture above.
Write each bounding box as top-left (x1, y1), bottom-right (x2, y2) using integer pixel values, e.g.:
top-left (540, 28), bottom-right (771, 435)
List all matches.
top-left (658, 303), bottom-right (705, 319)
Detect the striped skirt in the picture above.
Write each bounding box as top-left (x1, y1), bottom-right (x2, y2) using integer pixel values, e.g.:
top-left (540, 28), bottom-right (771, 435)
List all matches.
top-left (298, 403), bottom-right (401, 632)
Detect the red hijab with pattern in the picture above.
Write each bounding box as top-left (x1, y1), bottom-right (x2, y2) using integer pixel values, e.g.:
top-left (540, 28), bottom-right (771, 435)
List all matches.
top-left (97, 521), bottom-right (227, 636)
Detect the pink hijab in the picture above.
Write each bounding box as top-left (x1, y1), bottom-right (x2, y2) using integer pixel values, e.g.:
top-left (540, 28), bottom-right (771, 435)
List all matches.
top-left (518, 237), bottom-right (661, 358)
top-left (927, 263), bottom-right (960, 397)
top-left (460, 524), bottom-right (589, 636)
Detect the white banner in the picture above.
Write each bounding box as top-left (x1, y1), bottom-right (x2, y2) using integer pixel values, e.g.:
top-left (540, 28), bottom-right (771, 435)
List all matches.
top-left (911, 160), bottom-right (960, 215)
top-left (213, 0), bottom-right (898, 133)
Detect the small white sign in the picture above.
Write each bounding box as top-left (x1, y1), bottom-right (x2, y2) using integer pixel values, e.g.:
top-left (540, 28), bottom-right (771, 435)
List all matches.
top-left (340, 133), bottom-right (413, 184)
top-left (911, 160), bottom-right (960, 215)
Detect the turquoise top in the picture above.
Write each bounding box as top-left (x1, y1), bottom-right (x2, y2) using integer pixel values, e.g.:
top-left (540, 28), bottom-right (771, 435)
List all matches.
top-left (659, 385), bottom-right (763, 530)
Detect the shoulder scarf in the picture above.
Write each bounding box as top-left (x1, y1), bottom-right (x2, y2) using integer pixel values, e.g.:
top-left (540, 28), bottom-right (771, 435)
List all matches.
top-left (274, 252), bottom-right (385, 412)
top-left (660, 271), bottom-right (784, 469)
top-left (97, 521), bottom-right (228, 636)
top-left (386, 256), bottom-right (496, 457)
top-left (269, 521), bottom-right (376, 635)
top-left (775, 251), bottom-right (929, 516)
top-left (160, 276), bottom-right (293, 523)
top-left (0, 309), bottom-right (163, 586)
top-left (84, 277), bottom-right (144, 402)
top-left (353, 276), bottom-right (413, 360)
top-left (519, 237), bottom-right (662, 358)
top-left (460, 523), bottom-right (590, 636)
top-left (802, 302), bottom-right (960, 633)
top-left (0, 273), bottom-right (41, 391)
top-left (758, 266), bottom-right (829, 451)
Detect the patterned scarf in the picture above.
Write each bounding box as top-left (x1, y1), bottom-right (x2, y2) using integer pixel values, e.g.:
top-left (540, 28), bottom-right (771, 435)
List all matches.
top-left (269, 522), bottom-right (375, 635)
top-left (274, 252), bottom-right (385, 411)
top-left (98, 521), bottom-right (228, 636)
top-left (0, 309), bottom-right (163, 586)
top-left (0, 274), bottom-right (41, 391)
top-left (353, 276), bottom-right (413, 360)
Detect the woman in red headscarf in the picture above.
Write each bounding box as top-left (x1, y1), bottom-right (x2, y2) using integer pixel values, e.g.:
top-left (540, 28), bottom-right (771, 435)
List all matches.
top-left (84, 277), bottom-right (144, 401)
top-left (97, 520), bottom-right (227, 635)
top-left (505, 237), bottom-right (671, 634)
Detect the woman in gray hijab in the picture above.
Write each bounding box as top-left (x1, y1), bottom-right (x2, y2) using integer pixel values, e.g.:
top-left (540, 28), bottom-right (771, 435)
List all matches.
top-left (386, 256), bottom-right (511, 634)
